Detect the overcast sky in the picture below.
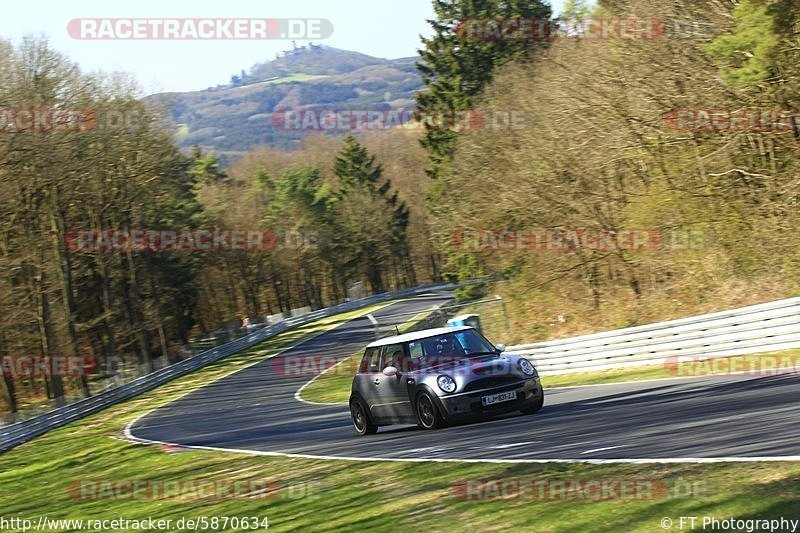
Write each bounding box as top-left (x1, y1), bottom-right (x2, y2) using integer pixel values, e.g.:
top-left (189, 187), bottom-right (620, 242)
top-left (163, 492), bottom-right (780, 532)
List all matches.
top-left (3, 0), bottom-right (568, 94)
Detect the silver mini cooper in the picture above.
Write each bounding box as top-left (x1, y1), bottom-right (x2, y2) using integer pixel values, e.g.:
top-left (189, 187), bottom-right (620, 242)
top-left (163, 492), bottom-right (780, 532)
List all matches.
top-left (349, 326), bottom-right (543, 435)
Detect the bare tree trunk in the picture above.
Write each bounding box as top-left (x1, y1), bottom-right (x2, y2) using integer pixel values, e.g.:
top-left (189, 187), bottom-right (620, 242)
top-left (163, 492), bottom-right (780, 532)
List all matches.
top-left (0, 335), bottom-right (17, 418)
top-left (34, 268), bottom-right (65, 407)
top-left (146, 270), bottom-right (170, 365)
top-left (122, 252), bottom-right (153, 375)
top-left (49, 208), bottom-right (90, 397)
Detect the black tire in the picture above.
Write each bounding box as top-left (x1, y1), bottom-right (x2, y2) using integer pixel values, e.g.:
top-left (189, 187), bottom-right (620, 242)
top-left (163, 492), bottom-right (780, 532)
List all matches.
top-left (350, 398), bottom-right (377, 436)
top-left (520, 388), bottom-right (544, 415)
top-left (416, 391), bottom-right (446, 429)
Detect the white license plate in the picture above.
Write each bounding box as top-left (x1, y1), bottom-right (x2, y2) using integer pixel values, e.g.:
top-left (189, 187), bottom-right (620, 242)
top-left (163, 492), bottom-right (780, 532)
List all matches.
top-left (481, 391), bottom-right (517, 406)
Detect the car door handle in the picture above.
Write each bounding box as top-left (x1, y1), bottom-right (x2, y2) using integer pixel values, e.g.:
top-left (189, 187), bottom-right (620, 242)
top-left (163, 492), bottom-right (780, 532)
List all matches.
top-left (373, 378), bottom-right (381, 385)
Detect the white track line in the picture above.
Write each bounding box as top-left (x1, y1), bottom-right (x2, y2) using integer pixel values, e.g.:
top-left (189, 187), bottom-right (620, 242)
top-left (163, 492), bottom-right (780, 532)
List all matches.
top-left (581, 446), bottom-right (625, 455)
top-left (294, 355), bottom-right (355, 406)
top-left (121, 429), bottom-right (800, 464)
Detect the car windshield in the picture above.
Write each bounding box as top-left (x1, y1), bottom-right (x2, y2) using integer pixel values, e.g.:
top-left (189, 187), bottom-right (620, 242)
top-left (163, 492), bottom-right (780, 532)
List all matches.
top-left (408, 329), bottom-right (498, 369)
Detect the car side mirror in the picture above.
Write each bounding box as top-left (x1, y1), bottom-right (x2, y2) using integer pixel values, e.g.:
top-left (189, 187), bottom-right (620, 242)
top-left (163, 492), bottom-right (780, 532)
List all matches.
top-left (495, 343), bottom-right (506, 353)
top-left (382, 366), bottom-right (398, 377)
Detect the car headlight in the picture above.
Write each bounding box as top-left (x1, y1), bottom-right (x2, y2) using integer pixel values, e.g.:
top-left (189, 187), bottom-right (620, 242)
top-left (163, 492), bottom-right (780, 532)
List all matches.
top-left (436, 374), bottom-right (457, 393)
top-left (518, 358), bottom-right (535, 376)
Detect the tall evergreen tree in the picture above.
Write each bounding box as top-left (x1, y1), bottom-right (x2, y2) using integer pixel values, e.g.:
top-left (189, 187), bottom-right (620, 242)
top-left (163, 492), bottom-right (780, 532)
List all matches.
top-left (704, 0), bottom-right (780, 87)
top-left (560, 0), bottom-right (590, 19)
top-left (332, 135), bottom-right (412, 292)
top-left (705, 0), bottom-right (800, 139)
top-left (415, 0), bottom-right (552, 179)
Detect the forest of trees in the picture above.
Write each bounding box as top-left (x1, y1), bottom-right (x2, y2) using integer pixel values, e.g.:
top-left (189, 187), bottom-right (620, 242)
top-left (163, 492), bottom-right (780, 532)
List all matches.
top-left (426, 0), bottom-right (800, 341)
top-left (0, 40), bottom-right (432, 418)
top-left (2, 0), bottom-right (799, 419)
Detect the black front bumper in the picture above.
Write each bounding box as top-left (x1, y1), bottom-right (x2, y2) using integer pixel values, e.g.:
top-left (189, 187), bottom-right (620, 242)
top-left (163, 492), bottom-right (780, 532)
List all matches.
top-left (437, 377), bottom-right (542, 420)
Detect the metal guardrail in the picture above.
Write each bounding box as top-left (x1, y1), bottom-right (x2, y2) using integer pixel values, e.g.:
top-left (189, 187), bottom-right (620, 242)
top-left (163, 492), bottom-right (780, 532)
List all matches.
top-left (507, 297), bottom-right (800, 375)
top-left (0, 281), bottom-right (462, 453)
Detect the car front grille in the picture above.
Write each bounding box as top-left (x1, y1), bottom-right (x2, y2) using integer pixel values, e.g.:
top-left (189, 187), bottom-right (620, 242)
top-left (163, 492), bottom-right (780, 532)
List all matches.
top-left (462, 376), bottom-right (523, 393)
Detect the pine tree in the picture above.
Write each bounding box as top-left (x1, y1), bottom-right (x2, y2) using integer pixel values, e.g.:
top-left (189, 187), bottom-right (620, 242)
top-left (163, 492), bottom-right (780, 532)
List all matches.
top-left (333, 134), bottom-right (383, 191)
top-left (415, 0), bottom-right (552, 179)
top-left (332, 135), bottom-right (413, 292)
top-left (704, 0), bottom-right (780, 86)
top-left (560, 0), bottom-right (590, 19)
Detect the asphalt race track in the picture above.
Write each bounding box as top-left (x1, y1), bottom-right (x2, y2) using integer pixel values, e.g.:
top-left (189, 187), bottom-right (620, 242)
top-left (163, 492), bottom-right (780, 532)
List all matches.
top-left (129, 291), bottom-right (800, 462)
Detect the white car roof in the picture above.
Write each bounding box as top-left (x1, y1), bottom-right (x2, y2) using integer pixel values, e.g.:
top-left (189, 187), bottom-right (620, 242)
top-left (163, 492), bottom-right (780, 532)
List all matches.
top-left (366, 326), bottom-right (474, 348)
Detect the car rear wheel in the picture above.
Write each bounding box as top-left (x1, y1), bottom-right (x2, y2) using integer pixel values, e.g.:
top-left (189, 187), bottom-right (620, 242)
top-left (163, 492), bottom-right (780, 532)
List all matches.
top-left (520, 388), bottom-right (544, 415)
top-left (416, 391), bottom-right (446, 429)
top-left (350, 398), bottom-right (377, 436)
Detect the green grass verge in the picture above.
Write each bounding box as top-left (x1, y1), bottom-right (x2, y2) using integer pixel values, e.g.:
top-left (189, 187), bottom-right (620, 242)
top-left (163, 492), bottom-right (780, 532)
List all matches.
top-left (1, 306), bottom-right (798, 532)
top-left (298, 352), bottom-right (361, 404)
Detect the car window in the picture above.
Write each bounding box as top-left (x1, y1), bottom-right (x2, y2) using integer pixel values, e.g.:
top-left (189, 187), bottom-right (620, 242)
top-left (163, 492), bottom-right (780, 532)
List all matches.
top-left (380, 343), bottom-right (405, 369)
top-left (406, 341), bottom-right (424, 371)
top-left (421, 334), bottom-right (465, 357)
top-left (454, 330), bottom-right (496, 354)
top-left (410, 330), bottom-right (498, 368)
top-left (359, 347), bottom-right (381, 373)
top-left (408, 341), bottom-right (423, 357)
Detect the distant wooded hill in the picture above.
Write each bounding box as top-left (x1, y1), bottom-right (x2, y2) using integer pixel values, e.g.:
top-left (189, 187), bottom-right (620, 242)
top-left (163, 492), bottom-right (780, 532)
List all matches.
top-left (146, 45), bottom-right (423, 163)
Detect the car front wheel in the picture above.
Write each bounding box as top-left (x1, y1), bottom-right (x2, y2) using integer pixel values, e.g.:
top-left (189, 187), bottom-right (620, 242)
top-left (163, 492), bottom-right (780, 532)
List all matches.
top-left (416, 391), bottom-right (446, 429)
top-left (350, 398), bottom-right (377, 436)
